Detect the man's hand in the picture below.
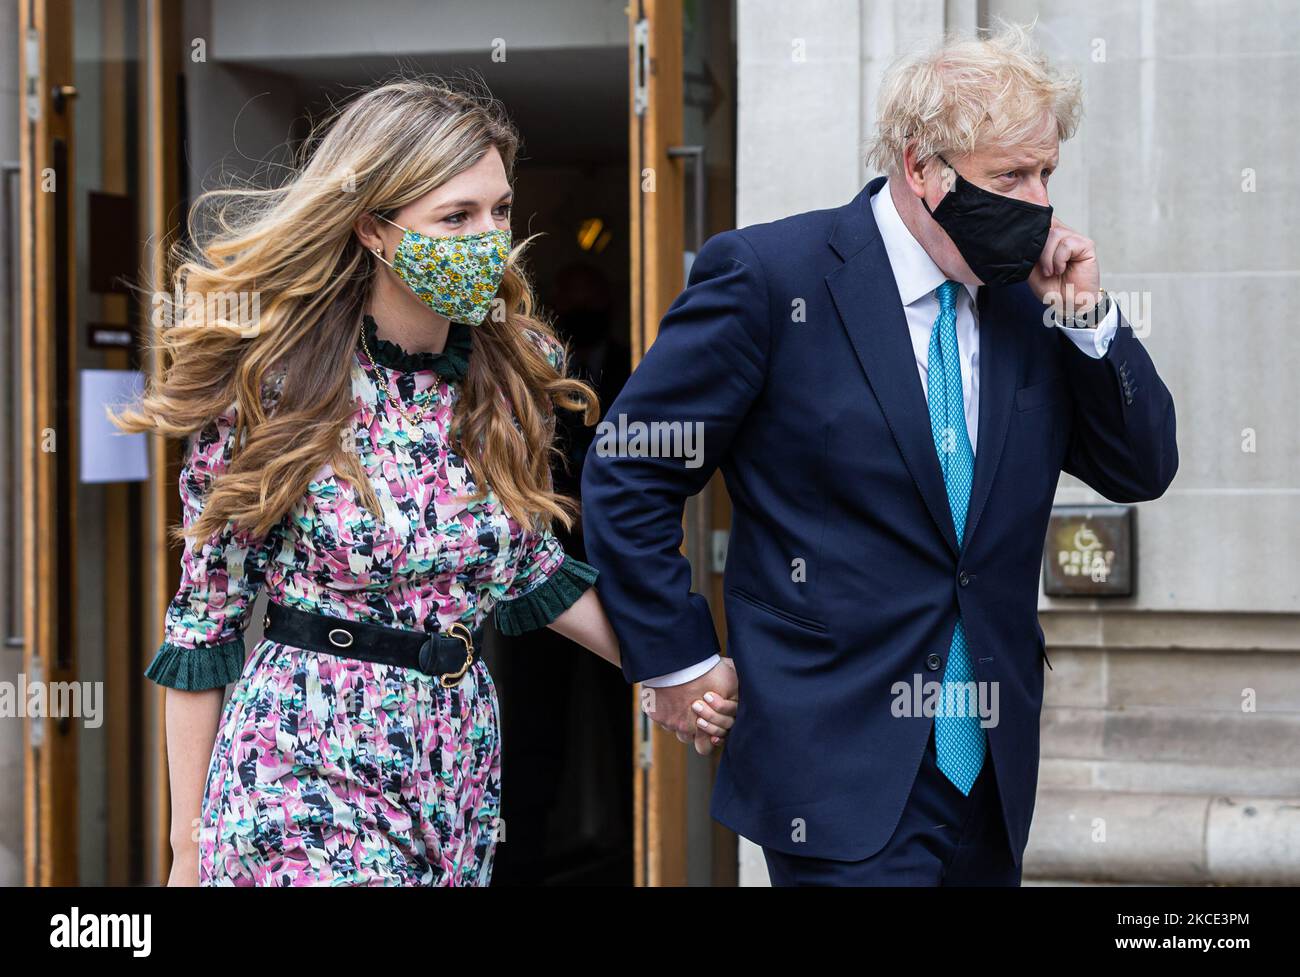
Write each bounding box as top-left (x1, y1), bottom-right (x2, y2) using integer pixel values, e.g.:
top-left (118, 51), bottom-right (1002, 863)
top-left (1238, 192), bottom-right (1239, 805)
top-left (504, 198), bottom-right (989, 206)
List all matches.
top-left (1027, 215), bottom-right (1102, 321)
top-left (642, 658), bottom-right (739, 756)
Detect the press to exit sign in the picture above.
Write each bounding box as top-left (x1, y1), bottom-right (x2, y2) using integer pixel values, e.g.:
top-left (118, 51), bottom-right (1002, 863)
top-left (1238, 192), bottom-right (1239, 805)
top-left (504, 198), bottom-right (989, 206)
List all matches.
top-left (1042, 505), bottom-right (1134, 597)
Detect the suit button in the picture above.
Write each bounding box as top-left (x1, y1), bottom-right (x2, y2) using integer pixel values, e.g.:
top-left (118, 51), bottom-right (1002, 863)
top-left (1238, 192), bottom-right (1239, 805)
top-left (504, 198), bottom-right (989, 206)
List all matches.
top-left (926, 653), bottom-right (942, 671)
top-left (958, 570), bottom-right (971, 586)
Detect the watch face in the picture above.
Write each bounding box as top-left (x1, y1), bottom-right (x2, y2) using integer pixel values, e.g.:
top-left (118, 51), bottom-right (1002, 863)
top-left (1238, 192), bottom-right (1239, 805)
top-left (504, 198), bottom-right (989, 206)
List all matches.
top-left (1060, 294), bottom-right (1107, 328)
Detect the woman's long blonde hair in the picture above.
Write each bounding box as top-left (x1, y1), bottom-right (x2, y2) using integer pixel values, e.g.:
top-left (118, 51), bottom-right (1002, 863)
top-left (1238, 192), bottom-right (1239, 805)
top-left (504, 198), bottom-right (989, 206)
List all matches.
top-left (112, 77), bottom-right (598, 547)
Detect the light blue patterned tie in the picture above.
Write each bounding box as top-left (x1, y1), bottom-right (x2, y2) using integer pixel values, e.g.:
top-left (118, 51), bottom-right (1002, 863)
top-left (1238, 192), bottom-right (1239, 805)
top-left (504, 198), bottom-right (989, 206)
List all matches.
top-left (928, 280), bottom-right (986, 795)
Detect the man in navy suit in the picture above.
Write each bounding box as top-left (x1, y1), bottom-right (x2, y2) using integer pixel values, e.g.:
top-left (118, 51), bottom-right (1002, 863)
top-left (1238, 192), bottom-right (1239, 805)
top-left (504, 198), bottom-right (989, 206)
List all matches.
top-left (581, 26), bottom-right (1177, 884)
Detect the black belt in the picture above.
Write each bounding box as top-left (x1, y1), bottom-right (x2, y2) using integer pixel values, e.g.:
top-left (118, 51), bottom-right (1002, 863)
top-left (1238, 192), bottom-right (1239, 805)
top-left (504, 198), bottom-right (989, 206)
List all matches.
top-left (262, 599), bottom-right (480, 688)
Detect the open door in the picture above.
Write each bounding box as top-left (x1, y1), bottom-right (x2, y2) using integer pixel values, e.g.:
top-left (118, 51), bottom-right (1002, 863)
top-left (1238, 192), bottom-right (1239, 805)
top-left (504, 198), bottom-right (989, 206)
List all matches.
top-left (19, 0), bottom-right (177, 885)
top-left (17, 0), bottom-right (83, 886)
top-left (627, 0), bottom-right (737, 886)
top-left (141, 0), bottom-right (186, 886)
top-left (19, 0), bottom-right (78, 885)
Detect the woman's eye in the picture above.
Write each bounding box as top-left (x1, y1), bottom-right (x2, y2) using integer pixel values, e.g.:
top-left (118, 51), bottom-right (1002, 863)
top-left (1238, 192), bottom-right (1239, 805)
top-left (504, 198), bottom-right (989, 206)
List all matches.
top-left (444, 212), bottom-right (467, 225)
top-left (494, 204), bottom-right (512, 218)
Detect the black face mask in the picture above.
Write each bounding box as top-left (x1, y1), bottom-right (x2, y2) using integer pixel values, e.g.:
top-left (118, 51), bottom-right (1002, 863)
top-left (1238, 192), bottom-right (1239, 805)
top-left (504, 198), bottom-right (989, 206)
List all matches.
top-left (921, 154), bottom-right (1053, 286)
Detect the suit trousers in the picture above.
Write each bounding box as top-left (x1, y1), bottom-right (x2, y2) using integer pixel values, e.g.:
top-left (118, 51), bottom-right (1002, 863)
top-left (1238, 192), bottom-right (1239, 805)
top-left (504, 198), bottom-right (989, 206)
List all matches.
top-left (761, 724), bottom-right (1022, 886)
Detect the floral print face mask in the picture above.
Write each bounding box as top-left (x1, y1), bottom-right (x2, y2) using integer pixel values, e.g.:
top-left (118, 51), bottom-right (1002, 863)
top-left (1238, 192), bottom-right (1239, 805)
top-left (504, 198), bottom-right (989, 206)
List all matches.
top-left (374, 214), bottom-right (511, 326)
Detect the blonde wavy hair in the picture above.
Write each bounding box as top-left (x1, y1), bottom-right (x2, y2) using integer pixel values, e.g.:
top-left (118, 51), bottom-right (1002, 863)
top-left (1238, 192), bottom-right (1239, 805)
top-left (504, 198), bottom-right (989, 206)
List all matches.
top-left (111, 77), bottom-right (598, 547)
top-left (866, 21), bottom-right (1084, 176)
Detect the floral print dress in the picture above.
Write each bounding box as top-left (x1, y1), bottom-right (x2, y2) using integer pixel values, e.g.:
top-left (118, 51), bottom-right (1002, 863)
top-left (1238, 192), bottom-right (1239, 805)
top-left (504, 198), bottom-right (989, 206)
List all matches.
top-left (144, 314), bottom-right (598, 886)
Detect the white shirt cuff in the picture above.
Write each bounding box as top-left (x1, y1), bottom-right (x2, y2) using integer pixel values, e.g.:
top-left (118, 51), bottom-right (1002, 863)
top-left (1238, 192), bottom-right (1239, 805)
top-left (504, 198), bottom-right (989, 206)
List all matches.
top-left (1056, 297), bottom-right (1120, 358)
top-left (640, 655), bottom-right (722, 688)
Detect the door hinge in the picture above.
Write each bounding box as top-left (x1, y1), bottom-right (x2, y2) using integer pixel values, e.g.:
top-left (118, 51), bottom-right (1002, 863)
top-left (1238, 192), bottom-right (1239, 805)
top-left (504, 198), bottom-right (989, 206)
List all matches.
top-left (24, 29), bottom-right (41, 123)
top-left (28, 657), bottom-right (45, 748)
top-left (632, 19), bottom-right (650, 117)
top-left (638, 707), bottom-right (653, 769)
top-left (711, 529), bottom-right (729, 574)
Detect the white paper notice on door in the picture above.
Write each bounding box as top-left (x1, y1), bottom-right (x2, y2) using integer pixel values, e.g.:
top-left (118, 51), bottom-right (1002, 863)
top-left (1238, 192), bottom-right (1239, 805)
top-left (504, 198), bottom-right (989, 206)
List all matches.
top-left (80, 369), bottom-right (149, 483)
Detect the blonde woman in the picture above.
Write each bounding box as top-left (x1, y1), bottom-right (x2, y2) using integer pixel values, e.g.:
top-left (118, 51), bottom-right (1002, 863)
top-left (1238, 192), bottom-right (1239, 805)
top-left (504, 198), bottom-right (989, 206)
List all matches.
top-left (113, 79), bottom-right (738, 887)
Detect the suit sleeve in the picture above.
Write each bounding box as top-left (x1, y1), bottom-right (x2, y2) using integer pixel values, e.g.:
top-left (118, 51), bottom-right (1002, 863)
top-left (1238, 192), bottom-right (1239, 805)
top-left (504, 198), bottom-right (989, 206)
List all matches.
top-left (581, 230), bottom-right (771, 683)
top-left (1058, 304), bottom-right (1179, 502)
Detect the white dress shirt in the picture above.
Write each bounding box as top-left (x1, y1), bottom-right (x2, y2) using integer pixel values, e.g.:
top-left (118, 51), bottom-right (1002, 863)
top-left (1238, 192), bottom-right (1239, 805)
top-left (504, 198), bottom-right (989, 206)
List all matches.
top-left (642, 179), bottom-right (1119, 688)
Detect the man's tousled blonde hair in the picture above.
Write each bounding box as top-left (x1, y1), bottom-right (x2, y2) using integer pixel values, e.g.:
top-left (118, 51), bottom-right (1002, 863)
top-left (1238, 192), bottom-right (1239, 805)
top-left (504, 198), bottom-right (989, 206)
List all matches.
top-left (867, 21), bottom-right (1084, 175)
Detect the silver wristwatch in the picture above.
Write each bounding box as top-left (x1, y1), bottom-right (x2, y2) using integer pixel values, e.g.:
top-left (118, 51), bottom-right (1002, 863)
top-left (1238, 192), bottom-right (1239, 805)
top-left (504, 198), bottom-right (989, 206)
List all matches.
top-left (1056, 288), bottom-right (1110, 329)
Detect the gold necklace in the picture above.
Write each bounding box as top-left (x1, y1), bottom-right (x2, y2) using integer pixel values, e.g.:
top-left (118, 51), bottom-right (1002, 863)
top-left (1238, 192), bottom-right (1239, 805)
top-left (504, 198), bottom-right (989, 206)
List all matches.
top-left (358, 321), bottom-right (437, 428)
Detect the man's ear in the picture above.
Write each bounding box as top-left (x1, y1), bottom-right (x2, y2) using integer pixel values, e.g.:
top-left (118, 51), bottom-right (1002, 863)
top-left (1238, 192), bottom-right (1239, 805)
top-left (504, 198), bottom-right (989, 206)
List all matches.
top-left (901, 142), bottom-right (930, 199)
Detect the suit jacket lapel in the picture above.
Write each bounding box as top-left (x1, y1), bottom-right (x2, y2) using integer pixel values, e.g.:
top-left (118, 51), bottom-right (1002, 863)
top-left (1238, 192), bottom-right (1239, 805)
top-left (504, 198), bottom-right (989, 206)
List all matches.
top-left (824, 178), bottom-right (960, 557)
top-left (961, 285), bottom-right (1022, 556)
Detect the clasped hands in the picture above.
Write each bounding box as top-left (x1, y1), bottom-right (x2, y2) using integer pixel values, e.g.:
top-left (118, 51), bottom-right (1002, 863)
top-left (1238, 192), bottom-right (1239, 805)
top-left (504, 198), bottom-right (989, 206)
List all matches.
top-left (641, 658), bottom-right (739, 756)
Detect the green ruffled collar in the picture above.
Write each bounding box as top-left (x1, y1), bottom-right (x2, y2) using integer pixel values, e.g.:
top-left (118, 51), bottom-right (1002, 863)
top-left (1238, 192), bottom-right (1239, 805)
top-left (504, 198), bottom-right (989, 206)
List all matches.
top-left (358, 314), bottom-right (472, 381)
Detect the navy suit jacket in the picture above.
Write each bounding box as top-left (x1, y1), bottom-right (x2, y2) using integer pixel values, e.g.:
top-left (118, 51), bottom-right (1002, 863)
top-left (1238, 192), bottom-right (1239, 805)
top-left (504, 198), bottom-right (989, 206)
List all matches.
top-left (580, 176), bottom-right (1178, 863)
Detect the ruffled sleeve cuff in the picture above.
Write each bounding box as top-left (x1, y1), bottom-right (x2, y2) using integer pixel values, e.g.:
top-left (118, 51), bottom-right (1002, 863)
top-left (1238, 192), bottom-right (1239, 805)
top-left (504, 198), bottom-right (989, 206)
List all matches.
top-left (494, 556), bottom-right (599, 635)
top-left (144, 638), bottom-right (246, 690)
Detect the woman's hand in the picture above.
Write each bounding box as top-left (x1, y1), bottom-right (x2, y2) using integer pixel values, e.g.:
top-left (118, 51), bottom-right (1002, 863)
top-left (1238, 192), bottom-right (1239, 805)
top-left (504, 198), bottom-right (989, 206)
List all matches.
top-left (551, 590), bottom-right (741, 750)
top-left (690, 658), bottom-right (740, 747)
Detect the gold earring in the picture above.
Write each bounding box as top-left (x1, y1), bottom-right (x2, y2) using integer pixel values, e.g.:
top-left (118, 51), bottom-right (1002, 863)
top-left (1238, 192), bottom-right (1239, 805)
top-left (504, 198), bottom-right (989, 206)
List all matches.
top-left (373, 246), bottom-right (383, 260)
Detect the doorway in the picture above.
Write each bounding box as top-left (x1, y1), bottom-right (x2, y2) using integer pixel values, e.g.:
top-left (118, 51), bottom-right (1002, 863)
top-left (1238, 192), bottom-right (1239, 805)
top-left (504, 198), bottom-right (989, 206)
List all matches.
top-left (16, 0), bottom-right (738, 886)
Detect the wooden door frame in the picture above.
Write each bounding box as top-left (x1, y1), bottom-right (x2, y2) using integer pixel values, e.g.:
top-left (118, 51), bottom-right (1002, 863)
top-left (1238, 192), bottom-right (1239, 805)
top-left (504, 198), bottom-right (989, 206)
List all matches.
top-left (19, 0), bottom-right (180, 886)
top-left (19, 0), bottom-right (78, 886)
top-left (141, 0), bottom-right (183, 884)
top-left (628, 0), bottom-right (689, 888)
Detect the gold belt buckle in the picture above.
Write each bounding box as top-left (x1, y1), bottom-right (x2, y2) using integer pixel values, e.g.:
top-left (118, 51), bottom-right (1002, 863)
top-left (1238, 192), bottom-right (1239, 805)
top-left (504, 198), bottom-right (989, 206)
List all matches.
top-left (440, 622), bottom-right (475, 688)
